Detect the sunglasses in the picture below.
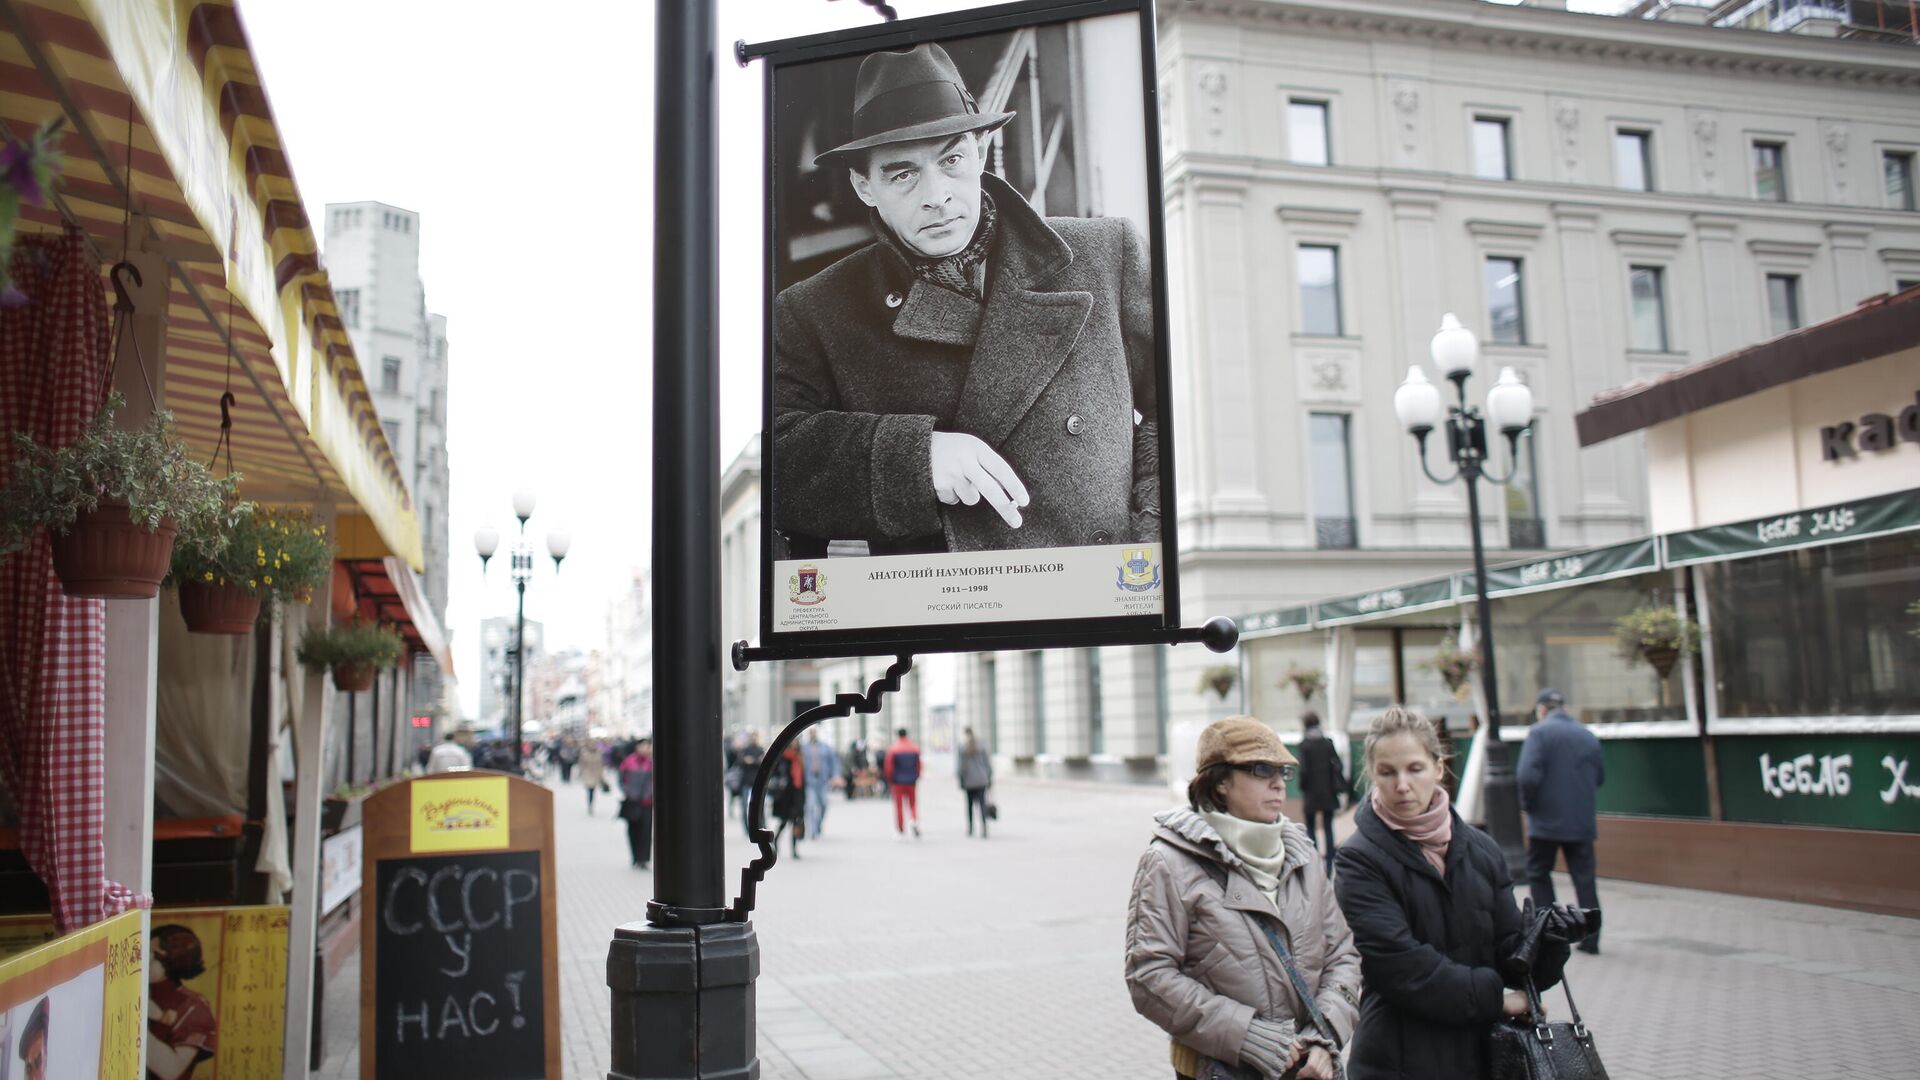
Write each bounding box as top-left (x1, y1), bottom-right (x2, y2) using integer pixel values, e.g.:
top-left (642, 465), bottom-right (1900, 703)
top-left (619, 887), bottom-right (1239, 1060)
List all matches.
top-left (1231, 762), bottom-right (1297, 782)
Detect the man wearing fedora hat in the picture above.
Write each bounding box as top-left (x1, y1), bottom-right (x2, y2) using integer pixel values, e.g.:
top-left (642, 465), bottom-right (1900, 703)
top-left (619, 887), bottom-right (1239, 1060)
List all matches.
top-left (773, 41), bottom-right (1159, 556)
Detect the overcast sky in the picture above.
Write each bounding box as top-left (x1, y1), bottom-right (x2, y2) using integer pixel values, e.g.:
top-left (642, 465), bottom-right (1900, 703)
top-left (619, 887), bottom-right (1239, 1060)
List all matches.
top-left (241, 0), bottom-right (1631, 720)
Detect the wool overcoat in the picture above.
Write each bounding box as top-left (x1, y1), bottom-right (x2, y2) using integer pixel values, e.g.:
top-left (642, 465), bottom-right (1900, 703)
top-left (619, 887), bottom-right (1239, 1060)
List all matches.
top-left (1333, 799), bottom-right (1569, 1080)
top-left (773, 173), bottom-right (1159, 554)
top-left (1517, 709), bottom-right (1606, 842)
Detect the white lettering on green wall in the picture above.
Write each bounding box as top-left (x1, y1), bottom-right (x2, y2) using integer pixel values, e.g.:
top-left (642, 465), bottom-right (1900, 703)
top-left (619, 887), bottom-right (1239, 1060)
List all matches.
top-left (1759, 752), bottom-right (1852, 799)
top-left (1882, 757), bottom-right (1920, 805)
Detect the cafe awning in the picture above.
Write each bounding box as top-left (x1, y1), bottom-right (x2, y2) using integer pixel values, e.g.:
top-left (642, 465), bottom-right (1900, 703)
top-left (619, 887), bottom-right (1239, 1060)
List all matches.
top-left (338, 556), bottom-right (454, 678)
top-left (1, 0), bottom-right (421, 569)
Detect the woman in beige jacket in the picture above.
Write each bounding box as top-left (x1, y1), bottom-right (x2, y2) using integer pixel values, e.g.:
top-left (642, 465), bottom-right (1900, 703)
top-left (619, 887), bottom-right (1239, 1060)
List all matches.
top-left (1126, 716), bottom-right (1362, 1080)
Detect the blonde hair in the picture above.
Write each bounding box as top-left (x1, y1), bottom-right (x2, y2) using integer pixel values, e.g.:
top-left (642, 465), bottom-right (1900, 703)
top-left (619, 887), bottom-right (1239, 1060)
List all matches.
top-left (1363, 706), bottom-right (1449, 772)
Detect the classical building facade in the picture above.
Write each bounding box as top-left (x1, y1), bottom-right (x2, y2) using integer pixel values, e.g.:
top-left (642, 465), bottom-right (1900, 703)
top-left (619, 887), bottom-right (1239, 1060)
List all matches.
top-left (951, 0), bottom-right (1920, 780)
top-left (719, 440), bottom-right (831, 741)
top-left (601, 569), bottom-right (653, 737)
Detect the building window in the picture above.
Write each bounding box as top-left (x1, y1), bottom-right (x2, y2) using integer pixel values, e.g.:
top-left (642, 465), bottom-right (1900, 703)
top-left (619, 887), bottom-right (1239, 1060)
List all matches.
top-left (1027, 651), bottom-right (1046, 756)
top-left (1472, 116), bottom-right (1512, 180)
top-left (1506, 436), bottom-right (1544, 549)
top-left (1629, 265), bottom-right (1669, 352)
top-left (336, 288), bottom-right (359, 329)
top-left (1485, 257), bottom-right (1526, 345)
top-left (1297, 245), bottom-right (1342, 337)
top-left (1288, 99), bottom-right (1330, 166)
top-left (1086, 649), bottom-right (1104, 756)
top-left (1765, 274), bottom-right (1801, 337)
top-left (1309, 413), bottom-right (1356, 550)
top-left (1752, 141), bottom-right (1787, 201)
top-left (1886, 151), bottom-right (1915, 211)
top-left (381, 356), bottom-right (402, 394)
top-left (382, 420), bottom-right (401, 449)
top-left (1614, 129), bottom-right (1653, 191)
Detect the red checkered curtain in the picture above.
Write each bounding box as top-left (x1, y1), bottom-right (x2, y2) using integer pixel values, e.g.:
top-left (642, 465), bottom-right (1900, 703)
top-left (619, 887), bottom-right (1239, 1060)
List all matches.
top-left (0, 225), bottom-right (146, 931)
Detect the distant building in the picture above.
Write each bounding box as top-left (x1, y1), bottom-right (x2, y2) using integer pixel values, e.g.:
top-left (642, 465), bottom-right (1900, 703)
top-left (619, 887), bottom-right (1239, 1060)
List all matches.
top-left (602, 569), bottom-right (652, 736)
top-left (324, 201), bottom-right (452, 721)
top-left (1623, 0), bottom-right (1918, 44)
top-left (479, 615), bottom-right (542, 739)
top-left (719, 440), bottom-right (827, 740)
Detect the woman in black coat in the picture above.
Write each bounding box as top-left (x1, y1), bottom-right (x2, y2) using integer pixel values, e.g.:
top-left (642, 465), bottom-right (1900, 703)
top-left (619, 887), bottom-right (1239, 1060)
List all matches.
top-left (1294, 711), bottom-right (1346, 876)
top-left (1333, 707), bottom-right (1568, 1080)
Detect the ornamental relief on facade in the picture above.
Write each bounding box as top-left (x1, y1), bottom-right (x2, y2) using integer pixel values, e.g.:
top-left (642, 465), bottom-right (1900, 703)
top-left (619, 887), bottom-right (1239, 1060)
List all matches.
top-left (1196, 64), bottom-right (1231, 148)
top-left (1552, 100), bottom-right (1581, 183)
top-left (1296, 349), bottom-right (1359, 405)
top-left (1689, 110), bottom-right (1720, 191)
top-left (1389, 80), bottom-right (1424, 167)
top-left (1821, 119), bottom-right (1851, 203)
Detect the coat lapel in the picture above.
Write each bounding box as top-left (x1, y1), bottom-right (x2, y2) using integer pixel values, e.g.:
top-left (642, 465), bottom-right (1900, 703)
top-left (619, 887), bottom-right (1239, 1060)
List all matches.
top-left (891, 279), bottom-right (982, 346)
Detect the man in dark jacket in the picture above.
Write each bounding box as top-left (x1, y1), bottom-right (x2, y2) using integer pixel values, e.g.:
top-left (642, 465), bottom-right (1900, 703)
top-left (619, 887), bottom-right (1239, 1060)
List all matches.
top-left (1517, 688), bottom-right (1606, 953)
top-left (1294, 711), bottom-right (1346, 876)
top-left (773, 42), bottom-right (1159, 555)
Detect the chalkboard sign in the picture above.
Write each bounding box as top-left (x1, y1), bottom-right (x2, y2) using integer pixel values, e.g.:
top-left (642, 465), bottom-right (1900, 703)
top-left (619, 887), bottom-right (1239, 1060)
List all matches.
top-left (360, 774), bottom-right (559, 1079)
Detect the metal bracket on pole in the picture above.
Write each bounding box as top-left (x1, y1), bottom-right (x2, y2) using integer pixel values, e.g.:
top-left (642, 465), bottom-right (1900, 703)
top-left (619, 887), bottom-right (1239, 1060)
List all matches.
top-left (727, 654), bottom-right (914, 921)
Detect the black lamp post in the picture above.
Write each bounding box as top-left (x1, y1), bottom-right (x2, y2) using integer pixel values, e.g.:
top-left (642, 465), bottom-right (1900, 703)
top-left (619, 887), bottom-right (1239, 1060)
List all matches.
top-left (475, 491), bottom-right (570, 770)
top-left (1394, 313), bottom-right (1537, 877)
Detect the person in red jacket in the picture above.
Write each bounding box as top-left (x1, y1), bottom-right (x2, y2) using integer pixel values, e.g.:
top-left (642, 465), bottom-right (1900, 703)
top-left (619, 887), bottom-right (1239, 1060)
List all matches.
top-left (884, 727), bottom-right (922, 839)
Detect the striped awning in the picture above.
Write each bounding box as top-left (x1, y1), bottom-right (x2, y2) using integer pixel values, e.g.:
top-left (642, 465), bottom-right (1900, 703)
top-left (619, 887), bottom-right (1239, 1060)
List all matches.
top-left (0, 0), bottom-right (421, 570)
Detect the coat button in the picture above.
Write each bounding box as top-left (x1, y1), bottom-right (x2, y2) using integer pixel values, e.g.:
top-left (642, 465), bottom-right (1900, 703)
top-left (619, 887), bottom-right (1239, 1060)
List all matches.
top-left (1092, 529), bottom-right (1112, 544)
top-left (1065, 414), bottom-right (1084, 436)
top-left (885, 292), bottom-right (903, 308)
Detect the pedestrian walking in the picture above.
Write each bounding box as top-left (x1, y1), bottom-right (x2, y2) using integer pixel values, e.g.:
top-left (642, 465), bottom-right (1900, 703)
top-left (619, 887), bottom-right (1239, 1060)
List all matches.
top-left (883, 728), bottom-right (922, 838)
top-left (1518, 688), bottom-right (1606, 954)
top-left (1125, 715), bottom-right (1360, 1080)
top-left (618, 739), bottom-right (654, 869)
top-left (555, 737), bottom-right (579, 784)
top-left (579, 737), bottom-right (607, 816)
top-left (733, 731), bottom-right (767, 840)
top-left (425, 729), bottom-right (472, 774)
top-left (1333, 706), bottom-right (1579, 1079)
top-left (767, 745), bottom-right (806, 859)
top-left (1295, 711), bottom-right (1347, 877)
top-left (957, 728), bottom-right (993, 838)
top-left (801, 729), bottom-right (839, 839)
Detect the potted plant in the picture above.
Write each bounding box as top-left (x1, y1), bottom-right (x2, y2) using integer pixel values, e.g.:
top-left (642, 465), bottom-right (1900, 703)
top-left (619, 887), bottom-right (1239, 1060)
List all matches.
top-left (0, 394), bottom-right (237, 598)
top-left (167, 505), bottom-right (334, 634)
top-left (1196, 664), bottom-right (1238, 700)
top-left (1420, 633), bottom-right (1480, 699)
top-left (1282, 663), bottom-right (1325, 702)
top-left (1614, 604), bottom-right (1701, 680)
top-left (297, 620), bottom-right (405, 693)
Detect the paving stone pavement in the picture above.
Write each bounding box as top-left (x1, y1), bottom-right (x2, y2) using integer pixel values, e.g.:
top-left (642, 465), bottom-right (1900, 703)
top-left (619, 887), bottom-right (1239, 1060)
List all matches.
top-left (319, 768), bottom-right (1920, 1079)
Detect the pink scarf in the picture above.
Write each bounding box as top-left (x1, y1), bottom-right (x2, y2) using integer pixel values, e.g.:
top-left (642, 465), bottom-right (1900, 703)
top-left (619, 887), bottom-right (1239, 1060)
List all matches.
top-left (1372, 785), bottom-right (1453, 875)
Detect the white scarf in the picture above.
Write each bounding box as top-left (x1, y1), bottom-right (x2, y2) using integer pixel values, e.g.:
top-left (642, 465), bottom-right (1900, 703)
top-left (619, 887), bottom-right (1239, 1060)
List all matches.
top-left (1202, 810), bottom-right (1290, 901)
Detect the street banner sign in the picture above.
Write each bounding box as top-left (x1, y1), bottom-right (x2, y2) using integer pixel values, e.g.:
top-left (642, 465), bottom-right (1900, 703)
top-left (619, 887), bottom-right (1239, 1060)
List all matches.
top-left (754, 0), bottom-right (1180, 658)
top-left (360, 773), bottom-right (559, 1080)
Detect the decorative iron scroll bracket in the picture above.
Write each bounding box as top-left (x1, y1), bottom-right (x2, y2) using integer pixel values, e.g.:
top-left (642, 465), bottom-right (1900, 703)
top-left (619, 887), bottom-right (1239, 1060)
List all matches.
top-left (726, 654), bottom-right (915, 921)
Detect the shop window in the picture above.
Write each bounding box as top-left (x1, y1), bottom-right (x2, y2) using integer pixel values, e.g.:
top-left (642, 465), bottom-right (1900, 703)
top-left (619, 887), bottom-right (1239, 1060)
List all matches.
top-left (1297, 245), bottom-right (1343, 337)
top-left (1629, 265), bottom-right (1669, 352)
top-left (1485, 256), bottom-right (1526, 345)
top-left (1752, 140), bottom-right (1788, 202)
top-left (1702, 533), bottom-right (1920, 719)
top-left (1884, 151), bottom-right (1914, 211)
top-left (1289, 99), bottom-right (1331, 166)
top-left (1309, 413), bottom-right (1356, 549)
top-left (1488, 574), bottom-right (1682, 728)
top-left (1614, 129), bottom-right (1653, 192)
top-left (1473, 116), bottom-right (1512, 180)
top-left (1766, 274), bottom-right (1801, 338)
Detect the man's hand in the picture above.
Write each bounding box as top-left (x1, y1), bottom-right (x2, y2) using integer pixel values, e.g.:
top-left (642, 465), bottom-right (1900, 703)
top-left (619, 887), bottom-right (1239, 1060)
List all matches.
top-left (929, 431), bottom-right (1029, 529)
top-left (1297, 1046), bottom-right (1337, 1080)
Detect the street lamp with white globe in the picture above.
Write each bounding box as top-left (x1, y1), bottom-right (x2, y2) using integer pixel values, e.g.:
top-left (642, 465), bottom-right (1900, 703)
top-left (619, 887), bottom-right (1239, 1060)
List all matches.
top-left (1395, 313), bottom-right (1536, 876)
top-left (474, 490), bottom-right (570, 771)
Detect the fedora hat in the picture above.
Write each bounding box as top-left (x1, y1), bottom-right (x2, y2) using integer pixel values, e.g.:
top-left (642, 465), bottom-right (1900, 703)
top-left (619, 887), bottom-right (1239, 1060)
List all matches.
top-left (814, 43), bottom-right (1015, 168)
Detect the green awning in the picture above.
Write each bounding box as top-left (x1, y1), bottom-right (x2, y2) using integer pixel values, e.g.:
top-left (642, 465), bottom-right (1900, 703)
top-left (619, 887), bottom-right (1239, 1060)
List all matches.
top-left (1459, 537), bottom-right (1661, 598)
top-left (1314, 576), bottom-right (1458, 627)
top-left (1236, 605), bottom-right (1314, 638)
top-left (1662, 487), bottom-right (1920, 568)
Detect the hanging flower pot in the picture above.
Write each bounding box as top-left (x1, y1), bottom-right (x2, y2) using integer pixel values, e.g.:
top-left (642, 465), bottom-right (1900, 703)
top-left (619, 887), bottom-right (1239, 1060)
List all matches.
top-left (1614, 603), bottom-right (1701, 681)
top-left (1641, 645), bottom-right (1680, 680)
top-left (332, 662), bottom-right (376, 693)
top-left (48, 497), bottom-right (178, 599)
top-left (177, 579), bottom-right (262, 634)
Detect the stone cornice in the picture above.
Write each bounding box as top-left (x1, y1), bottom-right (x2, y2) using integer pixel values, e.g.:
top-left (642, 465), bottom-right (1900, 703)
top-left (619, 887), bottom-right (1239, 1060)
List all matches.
top-left (1276, 204), bottom-right (1363, 227)
top-left (1166, 0), bottom-right (1920, 90)
top-left (1465, 218), bottom-right (1546, 243)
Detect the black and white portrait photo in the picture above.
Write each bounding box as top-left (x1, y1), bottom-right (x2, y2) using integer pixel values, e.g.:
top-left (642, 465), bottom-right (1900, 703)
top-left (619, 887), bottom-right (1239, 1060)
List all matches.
top-left (758, 1), bottom-right (1176, 645)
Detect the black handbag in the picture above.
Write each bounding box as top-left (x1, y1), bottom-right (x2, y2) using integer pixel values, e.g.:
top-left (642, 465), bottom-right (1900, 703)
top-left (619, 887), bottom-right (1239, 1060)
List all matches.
top-left (1487, 967), bottom-right (1609, 1080)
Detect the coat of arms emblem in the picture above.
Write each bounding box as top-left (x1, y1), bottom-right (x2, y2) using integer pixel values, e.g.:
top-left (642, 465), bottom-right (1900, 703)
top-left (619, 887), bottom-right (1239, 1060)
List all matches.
top-left (788, 564), bottom-right (827, 605)
top-left (1116, 548), bottom-right (1161, 592)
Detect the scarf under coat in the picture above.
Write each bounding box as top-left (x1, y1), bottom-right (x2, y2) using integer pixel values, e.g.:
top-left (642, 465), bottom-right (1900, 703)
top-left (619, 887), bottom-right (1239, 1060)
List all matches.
top-left (1371, 785), bottom-right (1453, 875)
top-left (1200, 810), bottom-right (1291, 902)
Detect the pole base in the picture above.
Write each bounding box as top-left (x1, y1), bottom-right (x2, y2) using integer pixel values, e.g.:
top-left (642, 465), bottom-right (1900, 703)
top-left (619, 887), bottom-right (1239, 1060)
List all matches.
top-left (607, 920), bottom-right (760, 1080)
top-left (1479, 739), bottom-right (1531, 882)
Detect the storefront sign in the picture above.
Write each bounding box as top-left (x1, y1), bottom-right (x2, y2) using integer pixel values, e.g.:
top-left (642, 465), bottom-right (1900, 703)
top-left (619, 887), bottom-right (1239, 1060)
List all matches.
top-left (147, 906), bottom-right (291, 1079)
top-left (0, 908), bottom-right (144, 1078)
top-left (323, 825), bottom-right (364, 915)
top-left (1716, 735), bottom-right (1920, 833)
top-left (365, 774), bottom-right (560, 1079)
top-left (1236, 605), bottom-right (1313, 635)
top-left (754, 0), bottom-right (1179, 657)
top-left (1818, 389), bottom-right (1920, 460)
top-left (1460, 537), bottom-right (1660, 598)
top-left (1315, 577), bottom-right (1456, 626)
top-left (1663, 487), bottom-right (1920, 566)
